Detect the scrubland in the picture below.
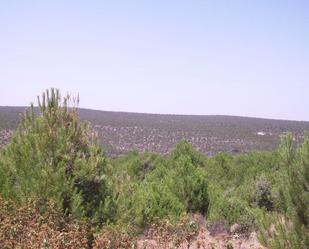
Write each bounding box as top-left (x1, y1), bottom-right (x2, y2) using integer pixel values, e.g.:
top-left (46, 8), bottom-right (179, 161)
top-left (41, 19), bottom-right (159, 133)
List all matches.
top-left (0, 89), bottom-right (308, 248)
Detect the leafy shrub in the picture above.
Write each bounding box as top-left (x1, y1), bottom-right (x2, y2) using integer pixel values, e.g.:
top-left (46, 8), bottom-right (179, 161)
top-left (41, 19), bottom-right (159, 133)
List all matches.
top-left (168, 141), bottom-right (209, 213)
top-left (207, 191), bottom-right (256, 235)
top-left (254, 175), bottom-right (274, 211)
top-left (166, 154), bottom-right (209, 214)
top-left (171, 140), bottom-right (206, 167)
top-left (113, 141), bottom-right (209, 228)
top-left (130, 182), bottom-right (185, 227)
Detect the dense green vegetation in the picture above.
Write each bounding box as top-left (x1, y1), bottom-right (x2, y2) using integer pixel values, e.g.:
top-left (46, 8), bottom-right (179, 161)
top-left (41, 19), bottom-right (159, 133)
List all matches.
top-left (0, 89), bottom-right (308, 248)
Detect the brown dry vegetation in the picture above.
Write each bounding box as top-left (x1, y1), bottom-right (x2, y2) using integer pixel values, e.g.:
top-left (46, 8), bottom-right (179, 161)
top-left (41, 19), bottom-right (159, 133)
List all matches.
top-left (0, 198), bottom-right (90, 249)
top-left (0, 199), bottom-right (266, 249)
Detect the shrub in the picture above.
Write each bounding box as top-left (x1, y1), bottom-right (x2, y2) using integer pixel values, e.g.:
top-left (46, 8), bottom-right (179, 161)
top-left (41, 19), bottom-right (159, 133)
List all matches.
top-left (168, 141), bottom-right (209, 214)
top-left (171, 140), bottom-right (206, 167)
top-left (115, 141), bottom-right (209, 228)
top-left (167, 154), bottom-right (209, 214)
top-left (254, 175), bottom-right (274, 211)
top-left (207, 189), bottom-right (256, 235)
top-left (130, 182), bottom-right (186, 227)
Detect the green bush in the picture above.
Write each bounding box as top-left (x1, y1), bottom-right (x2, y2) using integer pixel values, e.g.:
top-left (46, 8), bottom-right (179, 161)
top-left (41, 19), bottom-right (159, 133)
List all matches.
top-left (208, 190), bottom-right (255, 233)
top-left (171, 140), bottom-right (206, 167)
top-left (113, 141), bottom-right (209, 228)
top-left (254, 175), bottom-right (274, 211)
top-left (130, 182), bottom-right (186, 227)
top-left (167, 152), bottom-right (209, 214)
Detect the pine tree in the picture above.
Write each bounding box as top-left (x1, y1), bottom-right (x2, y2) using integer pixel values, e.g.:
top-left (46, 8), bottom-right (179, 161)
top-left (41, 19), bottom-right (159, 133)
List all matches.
top-left (0, 88), bottom-right (114, 224)
top-left (260, 134), bottom-right (309, 249)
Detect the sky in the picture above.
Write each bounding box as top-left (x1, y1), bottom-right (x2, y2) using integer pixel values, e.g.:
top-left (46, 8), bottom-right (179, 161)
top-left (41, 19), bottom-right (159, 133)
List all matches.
top-left (0, 1), bottom-right (308, 121)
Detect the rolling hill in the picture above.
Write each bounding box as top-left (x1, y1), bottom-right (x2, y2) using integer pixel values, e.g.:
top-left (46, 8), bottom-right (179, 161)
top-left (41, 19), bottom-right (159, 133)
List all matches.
top-left (1, 106), bottom-right (309, 156)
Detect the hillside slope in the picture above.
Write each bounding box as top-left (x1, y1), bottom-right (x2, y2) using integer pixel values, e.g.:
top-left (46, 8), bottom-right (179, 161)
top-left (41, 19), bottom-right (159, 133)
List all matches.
top-left (1, 106), bottom-right (309, 155)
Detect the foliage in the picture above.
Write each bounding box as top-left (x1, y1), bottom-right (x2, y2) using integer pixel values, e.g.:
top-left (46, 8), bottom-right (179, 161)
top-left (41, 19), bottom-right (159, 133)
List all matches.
top-left (1, 89), bottom-right (309, 248)
top-left (253, 175), bottom-right (274, 211)
top-left (207, 194), bottom-right (256, 235)
top-left (259, 134), bottom-right (309, 249)
top-left (113, 141), bottom-right (209, 227)
top-left (0, 89), bottom-right (113, 224)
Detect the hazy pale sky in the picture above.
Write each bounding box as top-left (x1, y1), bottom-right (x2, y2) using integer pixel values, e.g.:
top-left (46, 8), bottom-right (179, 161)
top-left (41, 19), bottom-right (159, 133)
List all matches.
top-left (0, 1), bottom-right (308, 120)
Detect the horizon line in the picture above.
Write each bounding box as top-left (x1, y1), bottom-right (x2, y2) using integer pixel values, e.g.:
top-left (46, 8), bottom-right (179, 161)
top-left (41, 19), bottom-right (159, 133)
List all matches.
top-left (1, 104), bottom-right (309, 123)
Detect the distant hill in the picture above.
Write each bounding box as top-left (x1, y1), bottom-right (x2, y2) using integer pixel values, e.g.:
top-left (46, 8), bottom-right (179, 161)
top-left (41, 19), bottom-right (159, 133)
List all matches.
top-left (1, 106), bottom-right (309, 156)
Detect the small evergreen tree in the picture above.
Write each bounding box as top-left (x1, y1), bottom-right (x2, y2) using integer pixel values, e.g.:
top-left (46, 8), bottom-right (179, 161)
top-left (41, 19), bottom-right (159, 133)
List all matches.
top-left (0, 89), bottom-right (114, 224)
top-left (260, 134), bottom-right (309, 249)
